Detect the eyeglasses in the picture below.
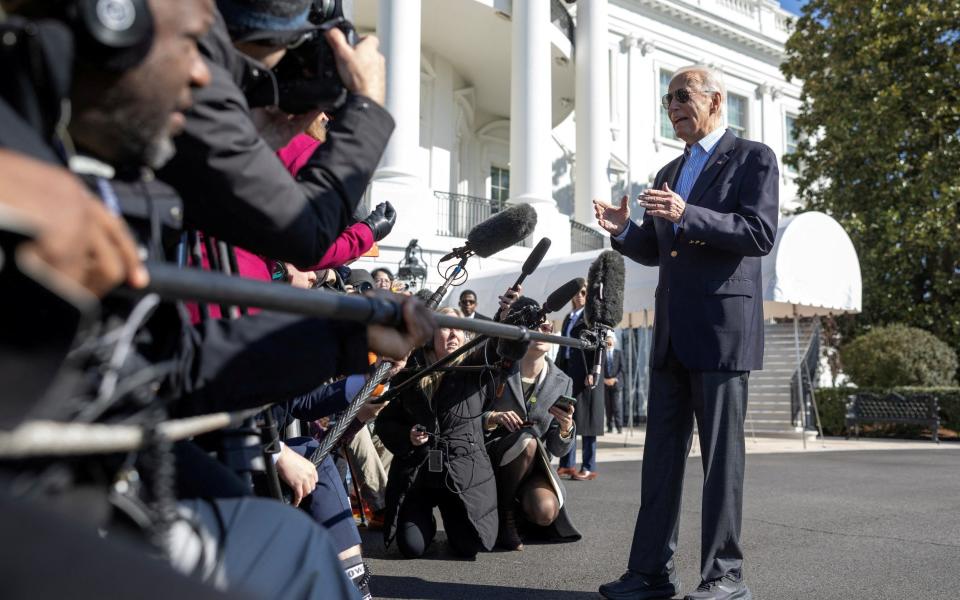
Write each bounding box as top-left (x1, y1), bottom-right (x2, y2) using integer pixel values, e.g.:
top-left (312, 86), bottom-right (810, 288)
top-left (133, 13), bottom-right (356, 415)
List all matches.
top-left (661, 88), bottom-right (716, 110)
top-left (460, 299), bottom-right (476, 305)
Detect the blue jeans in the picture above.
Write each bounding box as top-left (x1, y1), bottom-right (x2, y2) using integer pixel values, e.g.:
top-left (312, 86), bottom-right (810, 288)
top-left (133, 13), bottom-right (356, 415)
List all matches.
top-left (558, 435), bottom-right (597, 472)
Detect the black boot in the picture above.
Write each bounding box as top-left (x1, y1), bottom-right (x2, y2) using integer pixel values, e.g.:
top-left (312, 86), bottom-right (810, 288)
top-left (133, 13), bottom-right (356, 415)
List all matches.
top-left (496, 505), bottom-right (523, 551)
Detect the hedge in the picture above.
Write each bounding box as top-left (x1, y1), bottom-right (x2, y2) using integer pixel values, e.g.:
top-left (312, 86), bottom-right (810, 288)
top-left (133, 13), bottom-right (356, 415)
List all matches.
top-left (813, 387), bottom-right (960, 440)
top-left (840, 324), bottom-right (958, 388)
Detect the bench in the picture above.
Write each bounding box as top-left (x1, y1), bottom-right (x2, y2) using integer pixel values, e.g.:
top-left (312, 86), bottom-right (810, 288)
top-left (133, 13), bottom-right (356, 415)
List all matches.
top-left (845, 392), bottom-right (940, 443)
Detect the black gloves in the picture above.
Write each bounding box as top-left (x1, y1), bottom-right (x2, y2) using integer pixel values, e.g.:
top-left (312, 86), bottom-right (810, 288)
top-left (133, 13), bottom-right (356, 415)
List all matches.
top-left (363, 201), bottom-right (397, 242)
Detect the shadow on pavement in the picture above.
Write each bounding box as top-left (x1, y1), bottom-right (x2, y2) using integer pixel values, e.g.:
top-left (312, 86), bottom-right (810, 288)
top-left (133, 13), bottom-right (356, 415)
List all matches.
top-left (370, 575), bottom-right (599, 599)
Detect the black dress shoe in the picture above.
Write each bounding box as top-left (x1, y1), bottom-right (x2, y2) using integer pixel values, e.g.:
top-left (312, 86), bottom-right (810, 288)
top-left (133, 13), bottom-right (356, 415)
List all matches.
top-left (599, 570), bottom-right (679, 600)
top-left (683, 576), bottom-right (751, 600)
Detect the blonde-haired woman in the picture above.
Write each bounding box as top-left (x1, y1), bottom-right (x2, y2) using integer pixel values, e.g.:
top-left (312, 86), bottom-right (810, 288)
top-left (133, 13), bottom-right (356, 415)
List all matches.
top-left (375, 307), bottom-right (498, 558)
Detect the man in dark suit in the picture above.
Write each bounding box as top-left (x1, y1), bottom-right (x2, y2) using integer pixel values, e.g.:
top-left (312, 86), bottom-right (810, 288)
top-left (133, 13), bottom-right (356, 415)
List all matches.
top-left (595, 65), bottom-right (779, 600)
top-left (554, 279), bottom-right (605, 481)
top-left (603, 335), bottom-right (624, 434)
top-left (459, 289), bottom-right (491, 321)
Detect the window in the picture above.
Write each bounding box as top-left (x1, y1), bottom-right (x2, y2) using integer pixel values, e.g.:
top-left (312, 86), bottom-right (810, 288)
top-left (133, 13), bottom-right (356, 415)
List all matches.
top-left (490, 166), bottom-right (510, 206)
top-left (785, 114), bottom-right (799, 174)
top-left (727, 93), bottom-right (747, 138)
top-left (659, 70), bottom-right (678, 140)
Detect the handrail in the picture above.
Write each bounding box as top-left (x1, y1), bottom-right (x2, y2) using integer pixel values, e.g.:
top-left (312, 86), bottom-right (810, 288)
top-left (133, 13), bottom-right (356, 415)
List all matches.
top-left (790, 317), bottom-right (821, 428)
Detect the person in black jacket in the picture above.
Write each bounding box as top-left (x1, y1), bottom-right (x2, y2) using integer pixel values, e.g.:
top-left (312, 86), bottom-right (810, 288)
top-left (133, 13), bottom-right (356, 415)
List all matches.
top-left (157, 1), bottom-right (394, 269)
top-left (375, 308), bottom-right (498, 559)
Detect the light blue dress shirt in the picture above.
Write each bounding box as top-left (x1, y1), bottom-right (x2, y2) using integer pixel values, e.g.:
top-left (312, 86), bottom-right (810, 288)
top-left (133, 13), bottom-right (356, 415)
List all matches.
top-left (613, 127), bottom-right (727, 241)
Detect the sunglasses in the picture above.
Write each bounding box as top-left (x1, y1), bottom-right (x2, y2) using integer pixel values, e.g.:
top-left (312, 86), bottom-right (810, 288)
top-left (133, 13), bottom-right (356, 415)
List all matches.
top-left (661, 88), bottom-right (716, 110)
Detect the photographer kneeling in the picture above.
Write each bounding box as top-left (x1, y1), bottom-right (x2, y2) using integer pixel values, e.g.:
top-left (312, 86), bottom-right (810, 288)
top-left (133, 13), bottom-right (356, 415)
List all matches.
top-left (484, 293), bottom-right (582, 551)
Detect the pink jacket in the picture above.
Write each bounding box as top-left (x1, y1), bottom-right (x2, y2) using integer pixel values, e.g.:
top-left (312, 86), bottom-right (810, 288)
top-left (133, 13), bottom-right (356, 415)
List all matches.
top-left (187, 134), bottom-right (374, 322)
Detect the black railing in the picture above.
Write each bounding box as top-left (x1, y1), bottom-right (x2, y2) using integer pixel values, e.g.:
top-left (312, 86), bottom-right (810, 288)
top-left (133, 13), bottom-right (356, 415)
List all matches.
top-left (434, 191), bottom-right (502, 238)
top-left (790, 318), bottom-right (821, 428)
top-left (550, 0), bottom-right (576, 48)
top-left (570, 220), bottom-right (606, 253)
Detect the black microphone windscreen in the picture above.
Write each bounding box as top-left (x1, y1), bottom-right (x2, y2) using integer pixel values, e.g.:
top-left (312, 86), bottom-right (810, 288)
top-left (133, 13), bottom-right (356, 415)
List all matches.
top-left (467, 204), bottom-right (538, 258)
top-left (585, 250), bottom-right (625, 329)
top-left (521, 238), bottom-right (551, 276)
top-left (543, 278), bottom-right (584, 314)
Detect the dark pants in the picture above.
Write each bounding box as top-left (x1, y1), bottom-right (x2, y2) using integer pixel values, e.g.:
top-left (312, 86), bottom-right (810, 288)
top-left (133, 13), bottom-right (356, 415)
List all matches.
top-left (558, 435), bottom-right (597, 472)
top-left (627, 346), bottom-right (748, 583)
top-left (395, 478), bottom-right (483, 559)
top-left (288, 437), bottom-right (362, 553)
top-left (605, 385), bottom-right (623, 431)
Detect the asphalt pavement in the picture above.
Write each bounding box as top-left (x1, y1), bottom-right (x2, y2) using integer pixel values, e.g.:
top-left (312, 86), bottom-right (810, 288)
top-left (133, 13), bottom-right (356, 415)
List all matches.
top-left (363, 447), bottom-right (960, 600)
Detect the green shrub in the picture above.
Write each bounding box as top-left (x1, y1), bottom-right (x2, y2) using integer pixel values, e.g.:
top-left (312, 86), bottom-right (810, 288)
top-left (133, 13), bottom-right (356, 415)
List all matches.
top-left (840, 324), bottom-right (958, 388)
top-left (814, 387), bottom-right (960, 439)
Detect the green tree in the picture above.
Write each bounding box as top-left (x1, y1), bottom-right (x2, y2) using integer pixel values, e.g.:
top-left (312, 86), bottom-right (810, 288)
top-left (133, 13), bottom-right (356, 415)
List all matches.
top-left (781, 0), bottom-right (960, 353)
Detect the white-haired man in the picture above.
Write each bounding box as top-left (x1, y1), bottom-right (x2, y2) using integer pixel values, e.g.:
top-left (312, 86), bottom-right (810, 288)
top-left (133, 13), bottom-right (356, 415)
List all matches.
top-left (595, 65), bottom-right (779, 600)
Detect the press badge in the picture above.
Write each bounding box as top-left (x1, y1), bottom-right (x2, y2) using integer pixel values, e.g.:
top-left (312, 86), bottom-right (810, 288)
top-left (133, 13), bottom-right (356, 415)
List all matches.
top-left (428, 449), bottom-right (443, 473)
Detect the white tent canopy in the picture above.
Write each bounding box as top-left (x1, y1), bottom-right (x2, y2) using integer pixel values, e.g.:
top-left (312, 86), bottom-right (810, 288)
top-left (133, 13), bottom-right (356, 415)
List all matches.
top-left (446, 211), bottom-right (861, 324)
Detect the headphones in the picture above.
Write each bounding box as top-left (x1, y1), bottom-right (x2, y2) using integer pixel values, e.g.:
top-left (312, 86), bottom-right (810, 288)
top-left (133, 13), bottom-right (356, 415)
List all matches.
top-left (64, 0), bottom-right (155, 71)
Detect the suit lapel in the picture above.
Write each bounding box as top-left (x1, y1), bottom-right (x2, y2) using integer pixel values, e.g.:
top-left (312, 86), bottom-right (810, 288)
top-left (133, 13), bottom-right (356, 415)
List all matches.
top-left (686, 130), bottom-right (736, 207)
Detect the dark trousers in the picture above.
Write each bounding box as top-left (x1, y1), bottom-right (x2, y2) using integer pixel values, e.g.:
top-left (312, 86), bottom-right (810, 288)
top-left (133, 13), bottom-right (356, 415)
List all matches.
top-left (395, 478), bottom-right (483, 559)
top-left (558, 435), bottom-right (597, 472)
top-left (627, 346), bottom-right (749, 583)
top-left (605, 385), bottom-right (623, 431)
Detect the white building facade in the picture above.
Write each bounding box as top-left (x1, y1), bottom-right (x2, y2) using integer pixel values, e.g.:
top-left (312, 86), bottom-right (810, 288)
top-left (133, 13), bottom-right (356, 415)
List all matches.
top-left (350, 0), bottom-right (802, 292)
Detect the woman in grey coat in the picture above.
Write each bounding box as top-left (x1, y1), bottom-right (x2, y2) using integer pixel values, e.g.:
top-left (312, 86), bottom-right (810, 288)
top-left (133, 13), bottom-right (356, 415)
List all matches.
top-left (484, 296), bottom-right (582, 550)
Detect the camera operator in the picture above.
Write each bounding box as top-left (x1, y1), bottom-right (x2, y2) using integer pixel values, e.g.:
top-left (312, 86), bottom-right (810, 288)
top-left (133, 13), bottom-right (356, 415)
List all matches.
top-left (157, 0), bottom-right (393, 270)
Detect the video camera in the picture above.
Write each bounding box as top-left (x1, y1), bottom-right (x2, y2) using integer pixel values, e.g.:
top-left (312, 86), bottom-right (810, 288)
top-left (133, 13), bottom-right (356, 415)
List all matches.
top-left (243, 0), bottom-right (359, 114)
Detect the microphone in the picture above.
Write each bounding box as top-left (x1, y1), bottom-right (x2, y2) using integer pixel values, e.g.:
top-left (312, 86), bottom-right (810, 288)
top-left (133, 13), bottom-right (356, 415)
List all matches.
top-left (542, 278), bottom-right (584, 315)
top-left (584, 251), bottom-right (625, 388)
top-left (439, 204), bottom-right (538, 262)
top-left (510, 237), bottom-right (551, 290)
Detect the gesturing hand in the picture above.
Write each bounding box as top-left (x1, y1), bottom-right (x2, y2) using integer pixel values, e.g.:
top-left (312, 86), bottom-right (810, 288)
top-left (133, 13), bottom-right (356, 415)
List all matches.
top-left (639, 183), bottom-right (686, 224)
top-left (276, 444), bottom-right (318, 507)
top-left (593, 195), bottom-right (631, 236)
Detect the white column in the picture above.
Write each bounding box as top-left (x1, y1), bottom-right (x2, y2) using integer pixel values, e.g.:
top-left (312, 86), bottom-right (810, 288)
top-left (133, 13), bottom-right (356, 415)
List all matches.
top-left (375, 0), bottom-right (421, 184)
top-left (509, 0), bottom-right (554, 208)
top-left (574, 0), bottom-right (610, 225)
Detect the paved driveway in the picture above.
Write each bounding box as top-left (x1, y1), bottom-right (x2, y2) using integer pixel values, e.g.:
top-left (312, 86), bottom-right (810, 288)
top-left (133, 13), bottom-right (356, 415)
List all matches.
top-left (364, 449), bottom-right (960, 599)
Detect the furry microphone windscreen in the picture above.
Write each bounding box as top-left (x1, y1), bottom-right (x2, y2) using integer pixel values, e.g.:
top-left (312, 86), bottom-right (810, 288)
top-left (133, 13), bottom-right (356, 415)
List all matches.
top-left (467, 203), bottom-right (538, 258)
top-left (584, 250), bottom-right (625, 329)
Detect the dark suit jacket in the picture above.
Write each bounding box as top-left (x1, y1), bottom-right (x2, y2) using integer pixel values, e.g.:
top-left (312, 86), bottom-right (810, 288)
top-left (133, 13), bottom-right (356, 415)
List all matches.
top-left (555, 310), bottom-right (606, 436)
top-left (603, 349), bottom-right (623, 391)
top-left (612, 130), bottom-right (779, 372)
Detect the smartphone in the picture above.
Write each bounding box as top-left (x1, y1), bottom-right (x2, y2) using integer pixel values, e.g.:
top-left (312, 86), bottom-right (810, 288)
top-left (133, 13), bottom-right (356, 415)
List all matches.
top-left (553, 395), bottom-right (577, 411)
